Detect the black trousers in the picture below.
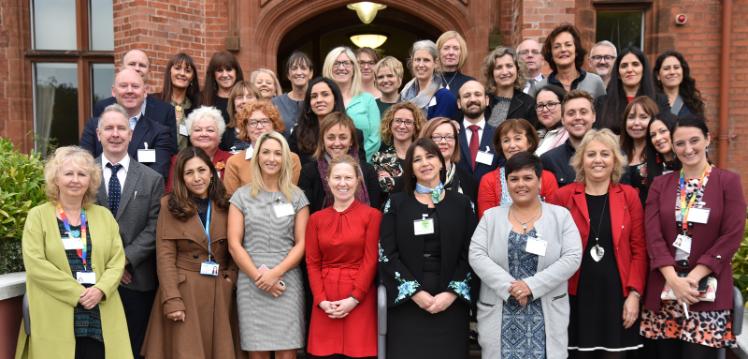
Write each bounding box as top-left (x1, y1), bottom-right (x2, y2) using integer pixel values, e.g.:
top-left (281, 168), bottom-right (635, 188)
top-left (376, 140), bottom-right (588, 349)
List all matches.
top-left (75, 337), bottom-right (104, 359)
top-left (118, 286), bottom-right (156, 359)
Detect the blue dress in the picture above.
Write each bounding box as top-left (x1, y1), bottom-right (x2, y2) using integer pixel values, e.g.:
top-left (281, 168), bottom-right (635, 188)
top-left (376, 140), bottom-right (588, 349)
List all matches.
top-left (500, 229), bottom-right (546, 359)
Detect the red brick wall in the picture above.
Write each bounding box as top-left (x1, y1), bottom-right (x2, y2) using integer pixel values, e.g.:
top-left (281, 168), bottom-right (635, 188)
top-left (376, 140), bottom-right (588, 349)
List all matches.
top-left (0, 0), bottom-right (32, 151)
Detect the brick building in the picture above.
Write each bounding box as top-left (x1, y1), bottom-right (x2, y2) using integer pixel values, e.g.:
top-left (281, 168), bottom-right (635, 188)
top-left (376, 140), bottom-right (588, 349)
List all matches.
top-left (1, 0), bottom-right (746, 193)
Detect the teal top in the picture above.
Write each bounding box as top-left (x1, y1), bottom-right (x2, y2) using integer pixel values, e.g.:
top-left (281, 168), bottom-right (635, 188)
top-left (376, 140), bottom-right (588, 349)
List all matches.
top-left (346, 92), bottom-right (381, 163)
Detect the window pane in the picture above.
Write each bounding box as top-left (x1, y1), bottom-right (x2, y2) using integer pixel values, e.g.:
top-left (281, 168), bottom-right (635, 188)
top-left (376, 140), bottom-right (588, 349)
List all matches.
top-left (90, 0), bottom-right (114, 50)
top-left (91, 63), bottom-right (114, 107)
top-left (33, 63), bottom-right (78, 154)
top-left (32, 0), bottom-right (77, 50)
top-left (596, 10), bottom-right (643, 51)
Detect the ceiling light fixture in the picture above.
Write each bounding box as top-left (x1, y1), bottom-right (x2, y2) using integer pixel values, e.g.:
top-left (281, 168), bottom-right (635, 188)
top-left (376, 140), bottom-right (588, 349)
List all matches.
top-left (350, 34), bottom-right (388, 49)
top-left (347, 2), bottom-right (387, 24)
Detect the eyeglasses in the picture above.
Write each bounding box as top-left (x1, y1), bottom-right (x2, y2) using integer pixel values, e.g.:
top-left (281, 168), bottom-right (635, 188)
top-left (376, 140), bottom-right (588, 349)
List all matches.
top-left (431, 135), bottom-right (455, 143)
top-left (334, 61), bottom-right (354, 68)
top-left (358, 60), bottom-right (376, 67)
top-left (393, 118), bottom-right (415, 127)
top-left (590, 55), bottom-right (616, 62)
top-left (536, 101), bottom-right (560, 112)
top-left (248, 119), bottom-right (272, 128)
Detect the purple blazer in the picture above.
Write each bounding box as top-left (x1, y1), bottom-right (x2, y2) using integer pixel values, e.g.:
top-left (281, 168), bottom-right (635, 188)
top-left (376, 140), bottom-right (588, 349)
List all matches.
top-left (643, 167), bottom-right (746, 311)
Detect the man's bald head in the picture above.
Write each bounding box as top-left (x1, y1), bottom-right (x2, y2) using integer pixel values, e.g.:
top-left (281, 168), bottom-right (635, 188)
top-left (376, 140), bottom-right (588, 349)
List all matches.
top-left (122, 49), bottom-right (150, 79)
top-left (111, 68), bottom-right (146, 117)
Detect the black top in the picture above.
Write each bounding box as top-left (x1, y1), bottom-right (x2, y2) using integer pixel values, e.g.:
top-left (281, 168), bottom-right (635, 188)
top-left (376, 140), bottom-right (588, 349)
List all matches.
top-left (297, 158), bottom-right (382, 214)
top-left (288, 128), bottom-right (368, 167)
top-left (376, 98), bottom-right (397, 118)
top-left (593, 93), bottom-right (671, 134)
top-left (540, 139), bottom-right (576, 187)
top-left (440, 71), bottom-right (475, 99)
top-left (485, 89), bottom-right (539, 128)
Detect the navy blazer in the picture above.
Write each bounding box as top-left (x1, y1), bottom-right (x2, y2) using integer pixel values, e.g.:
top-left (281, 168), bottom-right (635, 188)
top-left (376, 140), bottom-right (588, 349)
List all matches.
top-left (80, 115), bottom-right (176, 178)
top-left (457, 121), bottom-right (501, 182)
top-left (94, 95), bottom-right (177, 150)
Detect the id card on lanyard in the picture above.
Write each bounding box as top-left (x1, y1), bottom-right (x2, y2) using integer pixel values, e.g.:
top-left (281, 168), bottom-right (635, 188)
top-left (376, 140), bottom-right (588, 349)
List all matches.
top-left (58, 205), bottom-right (96, 284)
top-left (198, 201), bottom-right (219, 276)
top-left (674, 165), bottom-right (711, 254)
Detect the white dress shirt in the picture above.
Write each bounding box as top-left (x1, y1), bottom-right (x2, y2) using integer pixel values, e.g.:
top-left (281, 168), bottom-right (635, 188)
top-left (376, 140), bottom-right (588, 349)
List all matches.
top-left (102, 153), bottom-right (131, 193)
top-left (463, 117), bottom-right (486, 146)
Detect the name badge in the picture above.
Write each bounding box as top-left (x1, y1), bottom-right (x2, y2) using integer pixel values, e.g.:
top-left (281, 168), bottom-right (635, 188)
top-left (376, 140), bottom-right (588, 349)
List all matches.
top-left (200, 261), bottom-right (220, 277)
top-left (413, 216), bottom-right (435, 236)
top-left (137, 142), bottom-right (156, 163)
top-left (61, 236), bottom-right (84, 250)
top-left (688, 208), bottom-right (710, 224)
top-left (76, 271), bottom-right (96, 285)
top-left (476, 147), bottom-right (494, 166)
top-left (273, 203), bottom-right (295, 218)
top-left (525, 236), bottom-right (547, 256)
top-left (179, 124), bottom-right (189, 136)
top-left (673, 233), bottom-right (692, 254)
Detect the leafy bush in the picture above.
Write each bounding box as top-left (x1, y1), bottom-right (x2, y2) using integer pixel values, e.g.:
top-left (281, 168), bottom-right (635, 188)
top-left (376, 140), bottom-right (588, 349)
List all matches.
top-left (0, 139), bottom-right (46, 274)
top-left (732, 223), bottom-right (748, 304)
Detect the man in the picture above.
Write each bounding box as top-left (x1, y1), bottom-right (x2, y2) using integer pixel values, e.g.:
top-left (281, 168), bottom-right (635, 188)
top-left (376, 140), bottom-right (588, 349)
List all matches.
top-left (436, 31), bottom-right (475, 98)
top-left (456, 80), bottom-right (501, 181)
top-left (589, 41), bottom-right (618, 88)
top-left (517, 38), bottom-right (545, 94)
top-left (94, 49), bottom-right (177, 145)
top-left (80, 68), bottom-right (175, 178)
top-left (541, 90), bottom-right (596, 187)
top-left (95, 104), bottom-right (164, 359)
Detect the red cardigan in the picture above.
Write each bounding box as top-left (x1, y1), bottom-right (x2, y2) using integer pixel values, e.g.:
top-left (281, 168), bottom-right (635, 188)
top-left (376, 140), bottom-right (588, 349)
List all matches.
top-left (546, 182), bottom-right (647, 297)
top-left (477, 168), bottom-right (559, 219)
top-left (642, 168), bottom-right (746, 311)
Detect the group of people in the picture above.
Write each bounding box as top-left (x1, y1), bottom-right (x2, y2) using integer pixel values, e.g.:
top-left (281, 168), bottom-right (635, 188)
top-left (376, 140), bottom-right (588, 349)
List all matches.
top-left (17, 22), bottom-right (747, 359)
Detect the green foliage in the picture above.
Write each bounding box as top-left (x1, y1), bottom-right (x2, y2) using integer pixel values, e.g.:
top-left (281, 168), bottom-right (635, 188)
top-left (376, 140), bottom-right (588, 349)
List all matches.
top-left (0, 139), bottom-right (46, 274)
top-left (732, 223), bottom-right (748, 304)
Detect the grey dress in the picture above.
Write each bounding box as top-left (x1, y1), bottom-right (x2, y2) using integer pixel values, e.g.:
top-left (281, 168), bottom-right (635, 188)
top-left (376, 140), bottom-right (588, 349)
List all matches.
top-left (229, 185), bottom-right (309, 351)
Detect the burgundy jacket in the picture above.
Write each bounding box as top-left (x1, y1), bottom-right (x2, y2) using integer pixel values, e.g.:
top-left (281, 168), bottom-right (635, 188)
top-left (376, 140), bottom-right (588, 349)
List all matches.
top-left (547, 182), bottom-right (647, 297)
top-left (643, 168), bottom-right (746, 311)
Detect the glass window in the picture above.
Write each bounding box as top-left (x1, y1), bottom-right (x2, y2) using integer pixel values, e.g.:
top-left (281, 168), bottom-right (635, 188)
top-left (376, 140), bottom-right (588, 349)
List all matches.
top-left (596, 10), bottom-right (644, 51)
top-left (31, 0), bottom-right (77, 50)
top-left (90, 0), bottom-right (114, 51)
top-left (91, 63), bottom-right (115, 106)
top-left (33, 63), bottom-right (79, 154)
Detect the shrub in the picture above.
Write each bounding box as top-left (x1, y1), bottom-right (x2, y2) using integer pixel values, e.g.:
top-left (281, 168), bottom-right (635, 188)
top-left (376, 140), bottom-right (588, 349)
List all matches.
top-left (0, 139), bottom-right (46, 274)
top-left (732, 223), bottom-right (748, 304)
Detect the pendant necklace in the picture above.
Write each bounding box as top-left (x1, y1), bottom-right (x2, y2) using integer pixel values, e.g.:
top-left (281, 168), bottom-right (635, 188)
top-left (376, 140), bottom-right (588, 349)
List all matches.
top-left (510, 205), bottom-right (541, 234)
top-left (589, 194), bottom-right (609, 262)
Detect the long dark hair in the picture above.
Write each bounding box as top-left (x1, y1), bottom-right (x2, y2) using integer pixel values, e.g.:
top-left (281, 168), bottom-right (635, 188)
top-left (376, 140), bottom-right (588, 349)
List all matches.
top-left (598, 47), bottom-right (657, 133)
top-left (653, 50), bottom-right (705, 116)
top-left (160, 52), bottom-right (201, 108)
top-left (293, 77), bottom-right (345, 155)
top-left (202, 51), bottom-right (244, 106)
top-left (620, 96), bottom-right (659, 162)
top-left (645, 112), bottom-right (680, 185)
top-left (403, 138), bottom-right (447, 194)
top-left (168, 147), bottom-right (228, 221)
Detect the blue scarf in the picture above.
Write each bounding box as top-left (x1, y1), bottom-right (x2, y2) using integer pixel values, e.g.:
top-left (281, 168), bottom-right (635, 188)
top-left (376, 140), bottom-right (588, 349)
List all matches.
top-left (415, 182), bottom-right (445, 204)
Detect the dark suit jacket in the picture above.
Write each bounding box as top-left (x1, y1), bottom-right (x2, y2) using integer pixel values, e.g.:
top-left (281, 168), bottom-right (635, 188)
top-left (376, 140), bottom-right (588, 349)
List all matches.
top-left (96, 158), bottom-right (164, 292)
top-left (457, 121), bottom-right (502, 182)
top-left (80, 115), bottom-right (176, 178)
top-left (541, 139), bottom-right (576, 187)
top-left (643, 168), bottom-right (746, 311)
top-left (486, 89), bottom-right (539, 128)
top-left (94, 95), bottom-right (177, 149)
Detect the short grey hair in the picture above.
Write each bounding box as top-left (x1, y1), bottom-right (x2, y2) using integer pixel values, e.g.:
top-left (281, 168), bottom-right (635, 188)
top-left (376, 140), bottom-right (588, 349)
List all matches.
top-left (185, 106), bottom-right (227, 137)
top-left (97, 104), bottom-right (130, 131)
top-left (591, 41), bottom-right (618, 57)
top-left (408, 40), bottom-right (439, 76)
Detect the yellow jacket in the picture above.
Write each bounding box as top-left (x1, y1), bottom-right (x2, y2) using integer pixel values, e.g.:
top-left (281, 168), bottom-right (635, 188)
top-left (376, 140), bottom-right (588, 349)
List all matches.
top-left (15, 202), bottom-right (132, 359)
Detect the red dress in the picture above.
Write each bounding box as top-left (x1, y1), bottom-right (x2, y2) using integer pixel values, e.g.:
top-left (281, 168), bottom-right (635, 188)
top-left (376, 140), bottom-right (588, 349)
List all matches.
top-left (305, 200), bottom-right (381, 357)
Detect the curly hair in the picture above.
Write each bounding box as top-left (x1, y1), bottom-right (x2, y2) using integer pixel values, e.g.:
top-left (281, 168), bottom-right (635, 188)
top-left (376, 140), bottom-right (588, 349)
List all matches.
top-left (542, 24), bottom-right (587, 73)
top-left (653, 50), bottom-right (705, 116)
top-left (379, 102), bottom-right (426, 146)
top-left (235, 100), bottom-right (285, 142)
top-left (44, 146), bottom-right (101, 207)
top-left (482, 46), bottom-right (527, 94)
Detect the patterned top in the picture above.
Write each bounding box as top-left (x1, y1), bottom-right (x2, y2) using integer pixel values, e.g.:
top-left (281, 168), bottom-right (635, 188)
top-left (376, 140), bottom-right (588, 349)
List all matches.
top-left (673, 174), bottom-right (709, 261)
top-left (57, 218), bottom-right (103, 342)
top-left (487, 96), bottom-right (512, 127)
top-left (371, 144), bottom-right (404, 193)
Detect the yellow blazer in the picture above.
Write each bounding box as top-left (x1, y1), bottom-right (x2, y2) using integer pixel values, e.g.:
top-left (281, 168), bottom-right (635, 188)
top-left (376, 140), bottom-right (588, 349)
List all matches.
top-left (15, 202), bottom-right (132, 359)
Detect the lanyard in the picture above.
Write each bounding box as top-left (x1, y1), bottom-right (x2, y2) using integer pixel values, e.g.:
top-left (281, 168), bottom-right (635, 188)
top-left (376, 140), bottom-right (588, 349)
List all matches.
top-left (57, 204), bottom-right (89, 270)
top-left (678, 165), bottom-right (710, 233)
top-left (198, 201), bottom-right (213, 261)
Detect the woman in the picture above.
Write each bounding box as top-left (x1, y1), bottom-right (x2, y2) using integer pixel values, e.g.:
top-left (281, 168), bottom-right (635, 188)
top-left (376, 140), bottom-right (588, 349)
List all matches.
top-left (477, 118), bottom-right (558, 218)
top-left (357, 47), bottom-right (382, 99)
top-left (400, 40), bottom-right (459, 121)
top-left (546, 129), bottom-right (647, 357)
top-left (165, 106), bottom-right (232, 192)
top-left (644, 112), bottom-right (680, 186)
top-left (653, 50), bottom-right (705, 117)
top-left (379, 138), bottom-right (476, 359)
top-left (620, 96), bottom-right (658, 205)
top-left (372, 102), bottom-right (427, 202)
top-left (534, 85), bottom-right (568, 156)
top-left (596, 47), bottom-right (669, 133)
top-left (203, 51), bottom-right (244, 128)
top-left (141, 147), bottom-right (239, 359)
top-left (481, 46), bottom-right (537, 128)
top-left (469, 152), bottom-right (582, 359)
top-left (222, 81), bottom-right (259, 152)
top-left (322, 46), bottom-right (381, 162)
top-left (640, 115), bottom-right (746, 358)
top-left (533, 24), bottom-right (605, 98)
top-left (298, 112), bottom-right (381, 214)
top-left (289, 77), bottom-right (346, 165)
top-left (158, 52), bottom-right (201, 150)
top-left (374, 56), bottom-right (404, 115)
top-left (419, 117), bottom-right (478, 204)
top-left (250, 68), bottom-right (283, 100)
top-left (16, 146), bottom-right (130, 358)
top-left (305, 155), bottom-right (381, 358)
top-left (224, 101), bottom-right (302, 195)
top-left (436, 31), bottom-right (475, 99)
top-left (228, 131), bottom-right (310, 358)
top-left (273, 51), bottom-right (314, 132)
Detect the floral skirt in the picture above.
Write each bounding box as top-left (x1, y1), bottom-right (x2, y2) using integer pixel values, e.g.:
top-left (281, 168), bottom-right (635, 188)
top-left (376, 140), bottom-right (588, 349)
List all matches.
top-left (640, 301), bottom-right (736, 348)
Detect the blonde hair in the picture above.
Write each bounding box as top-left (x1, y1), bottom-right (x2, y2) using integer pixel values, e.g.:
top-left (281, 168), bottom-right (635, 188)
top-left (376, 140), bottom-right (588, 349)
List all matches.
top-left (44, 146), bottom-right (102, 207)
top-left (250, 68), bottom-right (283, 98)
top-left (436, 31), bottom-right (468, 70)
top-left (322, 46), bottom-right (363, 97)
top-left (248, 131), bottom-right (296, 201)
top-left (570, 129), bottom-right (628, 183)
top-left (374, 56), bottom-right (404, 81)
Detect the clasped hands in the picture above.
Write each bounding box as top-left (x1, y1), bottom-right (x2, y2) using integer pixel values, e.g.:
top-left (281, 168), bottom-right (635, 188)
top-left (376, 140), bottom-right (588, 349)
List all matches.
top-left (78, 286), bottom-right (104, 310)
top-left (255, 266), bottom-right (286, 297)
top-left (412, 291), bottom-right (457, 314)
top-left (319, 297), bottom-right (359, 319)
top-left (666, 274), bottom-right (702, 305)
top-left (508, 280), bottom-right (532, 307)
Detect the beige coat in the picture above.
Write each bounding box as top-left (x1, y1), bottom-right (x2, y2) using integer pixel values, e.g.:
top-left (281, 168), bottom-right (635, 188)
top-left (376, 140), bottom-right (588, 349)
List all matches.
top-left (223, 149), bottom-right (302, 195)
